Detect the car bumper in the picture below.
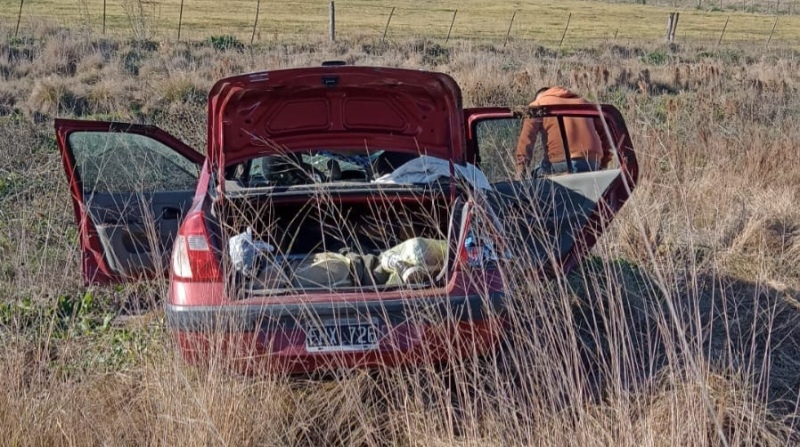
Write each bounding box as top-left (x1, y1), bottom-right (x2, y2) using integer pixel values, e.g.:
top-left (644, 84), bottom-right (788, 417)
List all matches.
top-left (165, 292), bottom-right (505, 374)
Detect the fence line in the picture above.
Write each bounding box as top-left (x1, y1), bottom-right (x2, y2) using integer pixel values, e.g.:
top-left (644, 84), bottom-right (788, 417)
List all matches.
top-left (604, 0), bottom-right (800, 14)
top-left (2, 1), bottom-right (797, 48)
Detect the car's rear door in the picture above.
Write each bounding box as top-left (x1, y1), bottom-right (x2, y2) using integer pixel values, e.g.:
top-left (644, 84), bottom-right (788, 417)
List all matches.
top-left (56, 119), bottom-right (205, 285)
top-left (464, 104), bottom-right (638, 277)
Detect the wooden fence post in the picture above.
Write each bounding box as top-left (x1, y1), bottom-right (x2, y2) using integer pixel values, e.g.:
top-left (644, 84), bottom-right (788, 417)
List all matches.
top-left (14, 0), bottom-right (24, 38)
top-left (329, 1), bottom-right (335, 42)
top-left (766, 15), bottom-right (778, 49)
top-left (445, 9), bottom-right (457, 44)
top-left (103, 0), bottom-right (107, 34)
top-left (503, 10), bottom-right (517, 47)
top-left (559, 12), bottom-right (572, 47)
top-left (670, 12), bottom-right (679, 42)
top-left (251, 0), bottom-right (261, 45)
top-left (666, 13), bottom-right (674, 41)
top-left (717, 16), bottom-right (729, 49)
top-left (382, 7), bottom-right (395, 42)
top-left (177, 0), bottom-right (185, 40)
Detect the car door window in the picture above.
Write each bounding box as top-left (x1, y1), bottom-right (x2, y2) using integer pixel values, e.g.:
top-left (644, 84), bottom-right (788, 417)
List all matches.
top-left (472, 117), bottom-right (526, 183)
top-left (69, 131), bottom-right (199, 194)
top-left (473, 115), bottom-right (619, 183)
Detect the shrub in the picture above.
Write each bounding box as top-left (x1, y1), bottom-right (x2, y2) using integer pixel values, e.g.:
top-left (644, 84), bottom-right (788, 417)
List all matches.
top-left (207, 35), bottom-right (245, 52)
top-left (641, 49), bottom-right (670, 66)
top-left (120, 49), bottom-right (143, 76)
top-left (26, 77), bottom-right (88, 117)
top-left (0, 86), bottom-right (16, 116)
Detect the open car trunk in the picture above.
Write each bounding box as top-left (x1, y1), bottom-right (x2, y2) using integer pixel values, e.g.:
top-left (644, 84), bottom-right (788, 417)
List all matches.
top-left (216, 186), bottom-right (456, 297)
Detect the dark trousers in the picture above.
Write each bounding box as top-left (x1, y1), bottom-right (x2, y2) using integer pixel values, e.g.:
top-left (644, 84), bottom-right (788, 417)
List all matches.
top-left (533, 158), bottom-right (599, 176)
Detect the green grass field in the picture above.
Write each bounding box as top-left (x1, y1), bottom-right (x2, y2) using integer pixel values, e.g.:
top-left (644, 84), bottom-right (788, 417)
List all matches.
top-left (3, 0), bottom-right (800, 46)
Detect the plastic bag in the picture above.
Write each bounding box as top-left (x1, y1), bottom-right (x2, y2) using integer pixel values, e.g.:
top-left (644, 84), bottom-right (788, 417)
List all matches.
top-left (228, 227), bottom-right (275, 277)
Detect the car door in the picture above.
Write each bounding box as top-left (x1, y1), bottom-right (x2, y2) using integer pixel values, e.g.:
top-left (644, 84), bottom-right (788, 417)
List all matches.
top-left (464, 104), bottom-right (638, 278)
top-left (56, 119), bottom-right (205, 285)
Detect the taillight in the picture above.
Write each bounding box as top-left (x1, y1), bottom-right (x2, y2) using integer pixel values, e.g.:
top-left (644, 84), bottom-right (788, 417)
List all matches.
top-left (172, 212), bottom-right (221, 281)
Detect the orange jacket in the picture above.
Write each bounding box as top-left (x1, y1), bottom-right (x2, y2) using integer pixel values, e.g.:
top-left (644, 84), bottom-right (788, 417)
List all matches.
top-left (514, 87), bottom-right (612, 177)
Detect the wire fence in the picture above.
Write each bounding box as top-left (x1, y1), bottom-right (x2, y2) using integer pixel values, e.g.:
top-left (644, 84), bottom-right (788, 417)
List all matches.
top-left (3, 0), bottom-right (799, 48)
top-left (604, 0), bottom-right (800, 14)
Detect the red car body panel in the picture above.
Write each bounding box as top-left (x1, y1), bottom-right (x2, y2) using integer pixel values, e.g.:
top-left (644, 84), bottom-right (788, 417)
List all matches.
top-left (206, 67), bottom-right (466, 178)
top-left (169, 267), bottom-right (505, 307)
top-left (167, 270), bottom-right (506, 374)
top-left (173, 319), bottom-right (500, 375)
top-left (56, 65), bottom-right (638, 375)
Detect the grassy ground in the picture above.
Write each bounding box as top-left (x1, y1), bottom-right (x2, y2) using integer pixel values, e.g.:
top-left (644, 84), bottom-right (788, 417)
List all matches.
top-left (1, 26), bottom-right (800, 445)
top-left (2, 0), bottom-right (800, 46)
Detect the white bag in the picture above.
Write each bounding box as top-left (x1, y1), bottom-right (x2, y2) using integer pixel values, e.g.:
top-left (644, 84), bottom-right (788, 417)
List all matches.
top-left (379, 238), bottom-right (447, 285)
top-left (228, 227), bottom-right (275, 277)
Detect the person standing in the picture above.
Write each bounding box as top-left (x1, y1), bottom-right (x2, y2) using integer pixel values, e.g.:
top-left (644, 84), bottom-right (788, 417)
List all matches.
top-left (514, 87), bottom-right (612, 179)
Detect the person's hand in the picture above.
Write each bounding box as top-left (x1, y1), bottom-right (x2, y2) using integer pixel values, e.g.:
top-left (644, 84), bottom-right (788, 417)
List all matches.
top-left (514, 166), bottom-right (525, 181)
top-left (514, 155), bottom-right (529, 181)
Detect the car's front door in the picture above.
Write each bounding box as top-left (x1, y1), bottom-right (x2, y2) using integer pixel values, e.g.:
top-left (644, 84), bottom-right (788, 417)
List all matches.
top-left (465, 104), bottom-right (638, 278)
top-left (56, 120), bottom-right (205, 285)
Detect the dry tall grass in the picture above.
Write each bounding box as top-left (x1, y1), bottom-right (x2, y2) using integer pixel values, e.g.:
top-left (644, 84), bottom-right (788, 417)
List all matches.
top-left (0, 28), bottom-right (799, 445)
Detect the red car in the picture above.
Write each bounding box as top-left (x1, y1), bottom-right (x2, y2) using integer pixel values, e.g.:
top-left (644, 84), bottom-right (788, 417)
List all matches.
top-left (56, 64), bottom-right (637, 374)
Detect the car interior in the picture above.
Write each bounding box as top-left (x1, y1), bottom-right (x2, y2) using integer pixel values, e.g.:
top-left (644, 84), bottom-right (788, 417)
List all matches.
top-left (224, 150), bottom-right (420, 188)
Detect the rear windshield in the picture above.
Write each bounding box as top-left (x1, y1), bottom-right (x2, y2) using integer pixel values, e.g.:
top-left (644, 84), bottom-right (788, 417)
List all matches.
top-left (227, 150), bottom-right (418, 188)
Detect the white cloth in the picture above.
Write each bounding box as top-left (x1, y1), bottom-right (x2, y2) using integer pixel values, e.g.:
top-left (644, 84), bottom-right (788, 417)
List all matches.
top-left (373, 156), bottom-right (491, 190)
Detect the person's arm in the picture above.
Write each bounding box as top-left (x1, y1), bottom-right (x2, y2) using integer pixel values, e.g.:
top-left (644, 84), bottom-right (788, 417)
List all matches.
top-left (514, 118), bottom-right (542, 179)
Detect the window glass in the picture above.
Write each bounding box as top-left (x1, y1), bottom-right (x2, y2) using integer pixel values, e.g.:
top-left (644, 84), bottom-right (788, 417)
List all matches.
top-left (69, 132), bottom-right (199, 193)
top-left (473, 118), bottom-right (526, 183)
top-left (241, 150), bottom-right (418, 187)
top-left (474, 114), bottom-right (618, 182)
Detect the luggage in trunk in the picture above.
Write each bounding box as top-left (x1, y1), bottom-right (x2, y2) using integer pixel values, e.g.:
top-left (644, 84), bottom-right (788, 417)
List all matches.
top-left (218, 189), bottom-right (455, 297)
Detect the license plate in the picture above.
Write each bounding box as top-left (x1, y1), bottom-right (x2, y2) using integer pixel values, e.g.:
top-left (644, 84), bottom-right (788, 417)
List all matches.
top-left (305, 319), bottom-right (381, 353)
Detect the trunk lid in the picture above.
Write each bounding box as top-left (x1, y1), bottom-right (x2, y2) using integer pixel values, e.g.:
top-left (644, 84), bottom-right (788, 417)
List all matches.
top-left (207, 66), bottom-right (465, 170)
